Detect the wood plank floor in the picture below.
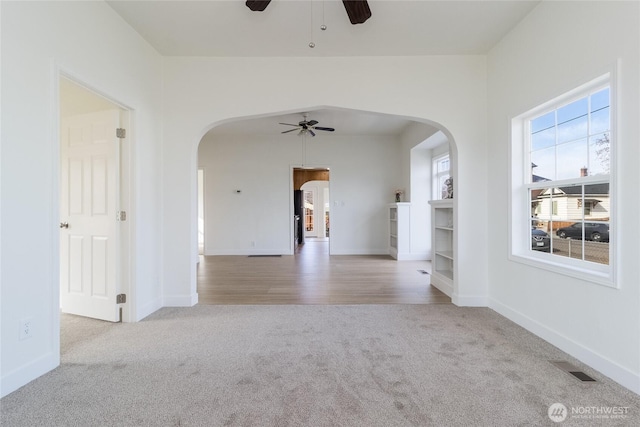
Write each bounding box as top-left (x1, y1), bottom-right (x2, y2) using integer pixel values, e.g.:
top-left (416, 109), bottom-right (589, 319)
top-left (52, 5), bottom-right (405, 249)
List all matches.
top-left (197, 239), bottom-right (451, 305)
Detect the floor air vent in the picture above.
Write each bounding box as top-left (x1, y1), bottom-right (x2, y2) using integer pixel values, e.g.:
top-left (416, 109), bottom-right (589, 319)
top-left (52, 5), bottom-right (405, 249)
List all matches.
top-left (569, 371), bottom-right (597, 382)
top-left (550, 361), bottom-right (597, 382)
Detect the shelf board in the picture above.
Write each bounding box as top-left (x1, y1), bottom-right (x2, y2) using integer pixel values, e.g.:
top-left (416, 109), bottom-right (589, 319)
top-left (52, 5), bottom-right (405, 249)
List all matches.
top-left (435, 226), bottom-right (453, 231)
top-left (428, 199), bottom-right (454, 207)
top-left (435, 250), bottom-right (454, 260)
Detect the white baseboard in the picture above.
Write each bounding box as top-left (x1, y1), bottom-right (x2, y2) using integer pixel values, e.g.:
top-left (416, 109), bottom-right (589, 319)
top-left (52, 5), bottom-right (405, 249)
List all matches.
top-left (207, 249), bottom-right (290, 256)
top-left (490, 298), bottom-right (640, 395)
top-left (1, 352), bottom-right (58, 398)
top-left (331, 249), bottom-right (388, 256)
top-left (452, 293), bottom-right (489, 307)
top-left (395, 252), bottom-right (429, 261)
top-left (430, 275), bottom-right (453, 297)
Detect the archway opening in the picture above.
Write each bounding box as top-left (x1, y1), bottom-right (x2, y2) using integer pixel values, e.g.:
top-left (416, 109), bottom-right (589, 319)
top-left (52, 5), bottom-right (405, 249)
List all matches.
top-left (194, 106), bottom-right (458, 304)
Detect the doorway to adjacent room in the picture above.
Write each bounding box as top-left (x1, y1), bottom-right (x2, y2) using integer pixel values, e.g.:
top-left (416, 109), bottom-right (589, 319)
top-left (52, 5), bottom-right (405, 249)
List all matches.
top-left (293, 168), bottom-right (330, 253)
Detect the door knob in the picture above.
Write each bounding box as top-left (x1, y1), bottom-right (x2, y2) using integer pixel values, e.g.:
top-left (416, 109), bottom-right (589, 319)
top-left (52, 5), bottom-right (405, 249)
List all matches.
top-left (59, 222), bottom-right (69, 229)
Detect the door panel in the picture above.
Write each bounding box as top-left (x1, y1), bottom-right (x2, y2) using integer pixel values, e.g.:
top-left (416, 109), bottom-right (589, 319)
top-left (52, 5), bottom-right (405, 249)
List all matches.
top-left (60, 110), bottom-right (120, 322)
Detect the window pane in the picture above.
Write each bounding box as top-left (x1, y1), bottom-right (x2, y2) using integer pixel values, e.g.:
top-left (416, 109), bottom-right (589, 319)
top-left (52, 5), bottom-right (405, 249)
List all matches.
top-left (590, 106), bottom-right (610, 135)
top-left (438, 175), bottom-right (450, 199)
top-left (304, 191), bottom-right (314, 232)
top-left (584, 183), bottom-right (611, 265)
top-left (438, 158), bottom-right (450, 173)
top-left (558, 97), bottom-right (588, 124)
top-left (552, 216), bottom-right (582, 262)
top-left (588, 134), bottom-right (610, 176)
top-left (590, 88), bottom-right (609, 112)
top-left (530, 188), bottom-right (551, 253)
top-left (532, 127), bottom-right (555, 151)
top-left (584, 183), bottom-right (609, 221)
top-left (557, 114), bottom-right (588, 143)
top-left (531, 111), bottom-right (555, 133)
top-left (556, 139), bottom-right (588, 180)
top-left (531, 146), bottom-right (555, 181)
top-left (581, 181), bottom-right (610, 266)
top-left (531, 188), bottom-right (554, 221)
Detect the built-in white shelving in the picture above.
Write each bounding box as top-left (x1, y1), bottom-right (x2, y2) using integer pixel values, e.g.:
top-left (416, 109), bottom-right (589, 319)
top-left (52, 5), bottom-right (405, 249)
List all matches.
top-left (389, 203), bottom-right (410, 260)
top-left (429, 199), bottom-right (454, 295)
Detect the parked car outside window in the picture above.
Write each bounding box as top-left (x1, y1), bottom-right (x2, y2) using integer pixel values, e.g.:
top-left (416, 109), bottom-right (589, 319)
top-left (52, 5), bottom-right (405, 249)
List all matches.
top-left (556, 222), bottom-right (609, 242)
top-left (531, 228), bottom-right (550, 252)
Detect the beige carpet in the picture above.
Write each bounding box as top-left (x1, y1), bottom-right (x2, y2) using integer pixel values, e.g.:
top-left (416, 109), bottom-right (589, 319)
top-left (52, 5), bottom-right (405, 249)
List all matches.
top-left (1, 305), bottom-right (639, 426)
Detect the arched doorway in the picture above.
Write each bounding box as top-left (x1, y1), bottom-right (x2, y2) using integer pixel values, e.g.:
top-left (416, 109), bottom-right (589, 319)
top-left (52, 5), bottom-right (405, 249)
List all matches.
top-left (193, 106), bottom-right (457, 302)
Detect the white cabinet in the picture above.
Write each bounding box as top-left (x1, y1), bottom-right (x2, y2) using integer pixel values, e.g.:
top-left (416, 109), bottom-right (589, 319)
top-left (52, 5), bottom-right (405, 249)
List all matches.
top-left (389, 203), bottom-right (410, 260)
top-left (429, 199), bottom-right (454, 296)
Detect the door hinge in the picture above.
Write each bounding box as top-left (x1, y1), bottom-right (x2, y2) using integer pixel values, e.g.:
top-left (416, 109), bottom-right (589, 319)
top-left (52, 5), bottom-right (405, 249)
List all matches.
top-left (117, 294), bottom-right (127, 304)
top-left (117, 211), bottom-right (127, 221)
top-left (116, 128), bottom-right (126, 139)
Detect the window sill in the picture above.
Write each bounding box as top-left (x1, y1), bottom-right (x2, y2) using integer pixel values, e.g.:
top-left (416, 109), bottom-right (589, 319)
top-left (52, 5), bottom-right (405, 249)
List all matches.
top-left (509, 251), bottom-right (616, 289)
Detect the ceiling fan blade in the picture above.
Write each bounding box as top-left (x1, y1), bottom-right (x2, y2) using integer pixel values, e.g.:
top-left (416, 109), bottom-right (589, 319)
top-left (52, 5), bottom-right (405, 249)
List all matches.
top-left (314, 127), bottom-right (335, 132)
top-left (281, 128), bottom-right (299, 134)
top-left (306, 120), bottom-right (319, 126)
top-left (279, 122), bottom-right (300, 127)
top-left (308, 129), bottom-right (316, 137)
top-left (246, 0), bottom-right (271, 12)
top-left (342, 0), bottom-right (372, 24)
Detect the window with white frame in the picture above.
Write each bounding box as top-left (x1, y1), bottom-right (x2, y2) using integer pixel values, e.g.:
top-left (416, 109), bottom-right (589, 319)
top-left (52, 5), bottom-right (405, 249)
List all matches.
top-left (432, 153), bottom-right (450, 200)
top-left (511, 73), bottom-right (614, 285)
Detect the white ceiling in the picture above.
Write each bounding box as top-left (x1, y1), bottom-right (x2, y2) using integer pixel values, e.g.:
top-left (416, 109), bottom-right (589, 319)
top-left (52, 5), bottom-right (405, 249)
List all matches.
top-left (209, 108), bottom-right (421, 136)
top-left (106, 0), bottom-right (540, 57)
top-left (105, 0), bottom-right (540, 136)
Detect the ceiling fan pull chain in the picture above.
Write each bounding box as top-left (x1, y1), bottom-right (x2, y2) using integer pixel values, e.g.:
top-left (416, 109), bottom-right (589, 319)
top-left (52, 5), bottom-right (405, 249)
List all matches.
top-left (321, 0), bottom-right (327, 31)
top-left (309, 0), bottom-right (315, 48)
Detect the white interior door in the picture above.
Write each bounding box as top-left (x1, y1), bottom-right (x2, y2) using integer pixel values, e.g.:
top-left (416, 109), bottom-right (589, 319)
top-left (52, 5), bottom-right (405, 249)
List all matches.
top-left (60, 110), bottom-right (120, 322)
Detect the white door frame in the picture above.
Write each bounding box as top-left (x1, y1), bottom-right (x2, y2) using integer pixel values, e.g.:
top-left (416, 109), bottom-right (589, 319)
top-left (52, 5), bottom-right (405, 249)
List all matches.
top-left (289, 165), bottom-right (331, 254)
top-left (54, 69), bottom-right (134, 326)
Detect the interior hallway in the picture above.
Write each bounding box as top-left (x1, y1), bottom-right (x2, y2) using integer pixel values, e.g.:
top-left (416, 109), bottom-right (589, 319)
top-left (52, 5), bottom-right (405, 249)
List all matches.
top-left (197, 239), bottom-right (450, 305)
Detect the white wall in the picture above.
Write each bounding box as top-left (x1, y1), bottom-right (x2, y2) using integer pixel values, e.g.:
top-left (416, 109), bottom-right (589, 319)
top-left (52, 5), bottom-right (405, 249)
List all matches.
top-left (162, 55), bottom-right (488, 308)
top-left (400, 122), bottom-right (442, 260)
top-left (1, 1), bottom-right (163, 397)
top-left (487, 1), bottom-right (640, 393)
top-left (198, 133), bottom-right (401, 255)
